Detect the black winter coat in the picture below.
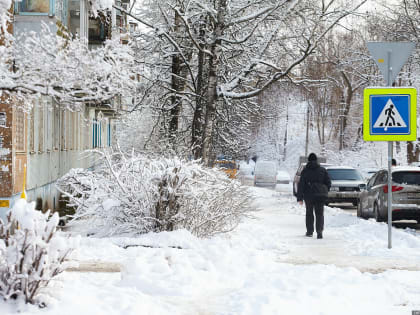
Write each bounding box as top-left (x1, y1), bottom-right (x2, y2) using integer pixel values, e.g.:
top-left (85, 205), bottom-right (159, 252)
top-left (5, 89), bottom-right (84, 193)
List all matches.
top-left (297, 161), bottom-right (331, 202)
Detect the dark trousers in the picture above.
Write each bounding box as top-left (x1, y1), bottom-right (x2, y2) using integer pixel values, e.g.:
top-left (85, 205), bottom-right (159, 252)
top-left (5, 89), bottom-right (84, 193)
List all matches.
top-left (305, 199), bottom-right (324, 234)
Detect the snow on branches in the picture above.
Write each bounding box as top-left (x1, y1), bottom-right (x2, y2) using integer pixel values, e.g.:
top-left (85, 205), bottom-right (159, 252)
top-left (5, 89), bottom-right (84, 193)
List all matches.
top-left (57, 149), bottom-right (253, 238)
top-left (1, 22), bottom-right (139, 110)
top-left (0, 199), bottom-right (76, 306)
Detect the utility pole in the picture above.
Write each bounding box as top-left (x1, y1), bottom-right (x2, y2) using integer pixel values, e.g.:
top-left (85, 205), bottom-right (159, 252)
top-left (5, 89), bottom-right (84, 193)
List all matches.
top-left (339, 95), bottom-right (345, 151)
top-left (283, 101), bottom-right (289, 161)
top-left (305, 102), bottom-right (310, 157)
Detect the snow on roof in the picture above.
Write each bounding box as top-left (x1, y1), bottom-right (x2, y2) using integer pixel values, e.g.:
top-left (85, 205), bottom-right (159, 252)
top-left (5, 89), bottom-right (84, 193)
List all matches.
top-left (375, 166), bottom-right (420, 173)
top-left (392, 166), bottom-right (420, 172)
top-left (325, 166), bottom-right (357, 170)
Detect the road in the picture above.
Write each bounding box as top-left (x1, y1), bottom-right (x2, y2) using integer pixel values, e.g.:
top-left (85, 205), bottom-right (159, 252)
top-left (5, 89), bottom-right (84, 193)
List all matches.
top-left (327, 202), bottom-right (420, 232)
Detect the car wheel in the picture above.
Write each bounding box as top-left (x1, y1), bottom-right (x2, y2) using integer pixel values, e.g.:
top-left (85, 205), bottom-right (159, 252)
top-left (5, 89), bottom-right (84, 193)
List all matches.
top-left (357, 202), bottom-right (366, 219)
top-left (374, 203), bottom-right (384, 222)
top-left (357, 202), bottom-right (362, 217)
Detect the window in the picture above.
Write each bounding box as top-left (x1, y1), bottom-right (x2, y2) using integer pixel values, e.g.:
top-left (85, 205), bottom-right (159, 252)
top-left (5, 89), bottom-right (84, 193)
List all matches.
top-left (393, 171), bottom-right (420, 185)
top-left (0, 112), bottom-right (6, 127)
top-left (17, 0), bottom-right (51, 14)
top-left (61, 110), bottom-right (66, 150)
top-left (374, 171), bottom-right (387, 186)
top-left (46, 103), bottom-right (52, 151)
top-left (53, 104), bottom-right (59, 150)
top-left (92, 118), bottom-right (98, 148)
top-left (367, 173), bottom-right (377, 188)
top-left (29, 107), bottom-right (35, 152)
top-left (15, 110), bottom-right (25, 152)
top-left (107, 121), bottom-right (111, 147)
top-left (38, 106), bottom-right (44, 152)
top-left (327, 169), bottom-right (363, 181)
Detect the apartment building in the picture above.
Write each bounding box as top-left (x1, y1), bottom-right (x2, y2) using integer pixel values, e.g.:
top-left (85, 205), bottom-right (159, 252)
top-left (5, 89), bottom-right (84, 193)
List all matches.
top-left (0, 0), bottom-right (130, 219)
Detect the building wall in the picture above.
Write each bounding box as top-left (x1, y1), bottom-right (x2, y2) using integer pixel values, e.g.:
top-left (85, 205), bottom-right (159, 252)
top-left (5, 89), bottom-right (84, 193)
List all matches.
top-left (25, 98), bottom-right (106, 211)
top-left (0, 0), bottom-right (121, 220)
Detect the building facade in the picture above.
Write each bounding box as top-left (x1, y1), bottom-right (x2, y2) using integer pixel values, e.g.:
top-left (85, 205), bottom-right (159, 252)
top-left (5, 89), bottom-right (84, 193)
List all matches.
top-left (0, 0), bottom-right (130, 220)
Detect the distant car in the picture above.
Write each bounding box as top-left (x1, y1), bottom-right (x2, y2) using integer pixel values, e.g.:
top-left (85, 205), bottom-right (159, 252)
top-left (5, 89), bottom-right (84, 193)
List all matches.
top-left (325, 166), bottom-right (365, 206)
top-left (358, 167), bottom-right (420, 222)
top-left (214, 159), bottom-right (238, 179)
top-left (276, 170), bottom-right (290, 184)
top-left (237, 163), bottom-right (255, 186)
top-left (293, 162), bottom-right (331, 196)
top-left (254, 160), bottom-right (277, 188)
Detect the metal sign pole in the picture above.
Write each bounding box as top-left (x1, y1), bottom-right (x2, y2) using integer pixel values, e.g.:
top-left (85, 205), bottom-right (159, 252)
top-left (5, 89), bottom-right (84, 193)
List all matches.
top-left (387, 50), bottom-right (392, 249)
top-left (387, 142), bottom-right (392, 248)
top-left (366, 41), bottom-right (417, 250)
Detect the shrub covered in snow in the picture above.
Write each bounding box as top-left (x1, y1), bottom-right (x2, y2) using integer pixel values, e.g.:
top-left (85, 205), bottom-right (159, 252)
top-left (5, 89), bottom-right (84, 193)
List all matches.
top-left (0, 199), bottom-right (75, 306)
top-left (57, 149), bottom-right (253, 238)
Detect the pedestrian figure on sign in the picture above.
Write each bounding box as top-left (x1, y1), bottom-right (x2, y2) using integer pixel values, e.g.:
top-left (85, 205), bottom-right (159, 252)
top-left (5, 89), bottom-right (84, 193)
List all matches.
top-left (297, 153), bottom-right (331, 239)
top-left (384, 104), bottom-right (396, 127)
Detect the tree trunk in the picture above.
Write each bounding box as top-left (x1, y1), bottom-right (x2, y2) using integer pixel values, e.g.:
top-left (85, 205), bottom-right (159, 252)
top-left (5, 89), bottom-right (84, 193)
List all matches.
top-left (168, 10), bottom-right (184, 142)
top-left (407, 141), bottom-right (420, 164)
top-left (192, 23), bottom-right (206, 159)
top-left (283, 104), bottom-right (288, 161)
top-left (341, 73), bottom-right (353, 150)
top-left (202, 0), bottom-right (227, 166)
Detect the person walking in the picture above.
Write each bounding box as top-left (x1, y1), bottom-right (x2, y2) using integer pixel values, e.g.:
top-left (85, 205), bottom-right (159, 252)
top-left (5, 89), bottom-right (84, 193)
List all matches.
top-left (297, 153), bottom-right (331, 239)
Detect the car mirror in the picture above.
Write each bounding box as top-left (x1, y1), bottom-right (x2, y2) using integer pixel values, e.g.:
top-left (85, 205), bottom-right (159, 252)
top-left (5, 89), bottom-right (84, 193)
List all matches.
top-left (359, 183), bottom-right (367, 191)
top-left (251, 171), bottom-right (254, 175)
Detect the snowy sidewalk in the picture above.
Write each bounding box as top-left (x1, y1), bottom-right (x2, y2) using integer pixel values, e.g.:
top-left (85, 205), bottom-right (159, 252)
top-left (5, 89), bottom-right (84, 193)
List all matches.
top-left (4, 186), bottom-right (420, 315)
top-left (250, 187), bottom-right (420, 273)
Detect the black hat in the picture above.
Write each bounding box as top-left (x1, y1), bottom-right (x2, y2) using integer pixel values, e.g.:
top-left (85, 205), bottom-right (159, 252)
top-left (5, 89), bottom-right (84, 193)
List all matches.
top-left (308, 153), bottom-right (317, 161)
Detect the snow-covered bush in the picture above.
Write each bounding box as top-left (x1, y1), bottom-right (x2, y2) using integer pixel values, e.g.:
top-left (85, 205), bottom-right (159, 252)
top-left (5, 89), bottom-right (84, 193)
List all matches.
top-left (57, 149), bottom-right (253, 238)
top-left (0, 199), bottom-right (75, 306)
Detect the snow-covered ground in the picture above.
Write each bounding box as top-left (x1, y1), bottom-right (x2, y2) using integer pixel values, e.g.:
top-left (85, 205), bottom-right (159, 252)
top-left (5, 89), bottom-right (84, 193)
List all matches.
top-left (2, 186), bottom-right (420, 315)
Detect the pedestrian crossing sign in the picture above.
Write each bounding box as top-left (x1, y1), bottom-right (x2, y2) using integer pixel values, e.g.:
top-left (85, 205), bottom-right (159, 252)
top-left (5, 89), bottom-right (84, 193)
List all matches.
top-left (364, 87), bottom-right (417, 141)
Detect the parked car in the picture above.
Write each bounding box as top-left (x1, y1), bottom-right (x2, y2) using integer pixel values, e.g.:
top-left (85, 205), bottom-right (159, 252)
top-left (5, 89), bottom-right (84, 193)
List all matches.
top-left (293, 162), bottom-right (331, 196)
top-left (254, 160), bottom-right (277, 188)
top-left (325, 166), bottom-right (365, 206)
top-left (357, 167), bottom-right (420, 222)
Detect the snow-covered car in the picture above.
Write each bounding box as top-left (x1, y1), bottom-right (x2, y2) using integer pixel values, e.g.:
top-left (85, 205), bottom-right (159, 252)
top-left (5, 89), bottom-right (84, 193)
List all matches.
top-left (358, 167), bottom-right (420, 222)
top-left (254, 160), bottom-right (277, 188)
top-left (325, 166), bottom-right (365, 206)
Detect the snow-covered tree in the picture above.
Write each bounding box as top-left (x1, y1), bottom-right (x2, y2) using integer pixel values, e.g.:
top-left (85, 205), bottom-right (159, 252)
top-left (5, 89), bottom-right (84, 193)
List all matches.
top-left (0, 24), bottom-right (140, 111)
top-left (120, 0), bottom-right (368, 164)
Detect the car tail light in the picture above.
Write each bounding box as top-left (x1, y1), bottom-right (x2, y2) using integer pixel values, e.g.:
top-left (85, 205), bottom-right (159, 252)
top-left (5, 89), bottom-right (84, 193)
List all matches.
top-left (383, 185), bottom-right (403, 193)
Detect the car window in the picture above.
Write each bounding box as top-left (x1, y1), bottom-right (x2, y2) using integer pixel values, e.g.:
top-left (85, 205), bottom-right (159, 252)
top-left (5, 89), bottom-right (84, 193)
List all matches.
top-left (393, 171), bottom-right (420, 185)
top-left (367, 173), bottom-right (377, 187)
top-left (374, 171), bottom-right (387, 186)
top-left (326, 169), bottom-right (363, 181)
